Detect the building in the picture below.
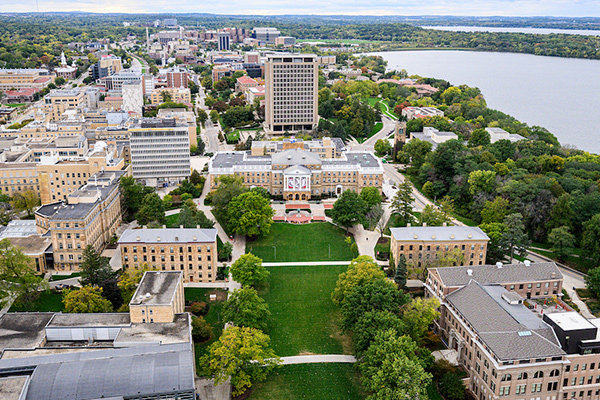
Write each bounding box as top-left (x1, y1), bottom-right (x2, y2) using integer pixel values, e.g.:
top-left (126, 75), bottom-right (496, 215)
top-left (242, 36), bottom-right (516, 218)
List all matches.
top-left (0, 68), bottom-right (52, 91)
top-left (91, 54), bottom-right (123, 81)
top-left (212, 65), bottom-right (233, 82)
top-left (486, 127), bottom-right (526, 143)
top-left (244, 51), bottom-right (260, 64)
top-left (0, 107), bottom-right (18, 121)
top-left (209, 148), bottom-right (383, 200)
top-left (129, 118), bottom-right (191, 186)
top-left (119, 229), bottom-right (218, 283)
top-left (0, 220), bottom-right (53, 273)
top-left (250, 136), bottom-right (345, 158)
top-left (390, 225), bottom-right (489, 267)
top-left (149, 87), bottom-right (191, 105)
top-left (35, 170), bottom-right (125, 271)
top-left (54, 52), bottom-right (78, 80)
top-left (43, 88), bottom-right (87, 121)
top-left (275, 36), bottom-right (296, 47)
top-left (129, 271), bottom-right (185, 322)
top-left (264, 54), bottom-right (319, 134)
top-left (243, 63), bottom-right (264, 79)
top-left (236, 75), bottom-right (259, 92)
top-left (164, 66), bottom-right (189, 88)
top-left (122, 79), bottom-right (144, 115)
top-left (408, 126), bottom-right (458, 150)
top-left (402, 106), bottom-right (444, 120)
top-left (3, 87), bottom-right (39, 103)
top-left (246, 85), bottom-right (265, 104)
top-left (99, 70), bottom-right (144, 91)
top-left (218, 32), bottom-right (231, 51)
top-left (252, 27), bottom-right (281, 44)
top-left (0, 271), bottom-right (196, 399)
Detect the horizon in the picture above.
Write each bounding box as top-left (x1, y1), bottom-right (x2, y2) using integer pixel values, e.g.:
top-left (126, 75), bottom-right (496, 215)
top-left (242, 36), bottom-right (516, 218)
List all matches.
top-left (2, 1), bottom-right (600, 18)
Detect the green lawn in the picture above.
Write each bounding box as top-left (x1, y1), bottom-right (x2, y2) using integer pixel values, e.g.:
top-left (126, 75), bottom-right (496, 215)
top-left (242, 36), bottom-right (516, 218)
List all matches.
top-left (9, 290), bottom-right (65, 312)
top-left (185, 288), bottom-right (227, 372)
top-left (260, 265), bottom-right (350, 357)
top-left (165, 213), bottom-right (179, 228)
top-left (249, 363), bottom-right (364, 400)
top-left (367, 97), bottom-right (397, 120)
top-left (49, 272), bottom-right (81, 282)
top-left (226, 130), bottom-right (240, 143)
top-left (247, 223), bottom-right (354, 262)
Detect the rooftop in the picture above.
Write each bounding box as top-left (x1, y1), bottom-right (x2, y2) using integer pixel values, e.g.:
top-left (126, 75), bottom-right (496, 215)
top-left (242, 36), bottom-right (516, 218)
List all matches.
top-left (0, 313), bottom-right (54, 354)
top-left (118, 228), bottom-right (217, 244)
top-left (390, 226), bottom-right (489, 242)
top-left (544, 311), bottom-right (596, 332)
top-left (0, 220), bottom-right (37, 239)
top-left (115, 313), bottom-right (191, 344)
top-left (48, 313), bottom-right (131, 327)
top-left (446, 281), bottom-right (564, 360)
top-left (130, 271), bottom-right (182, 306)
top-left (433, 262), bottom-right (562, 287)
top-left (4, 236), bottom-right (52, 256)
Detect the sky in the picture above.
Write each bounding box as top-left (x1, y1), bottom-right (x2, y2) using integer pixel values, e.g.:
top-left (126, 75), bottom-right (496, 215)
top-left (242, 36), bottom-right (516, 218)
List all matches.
top-left (2, 0), bottom-right (600, 17)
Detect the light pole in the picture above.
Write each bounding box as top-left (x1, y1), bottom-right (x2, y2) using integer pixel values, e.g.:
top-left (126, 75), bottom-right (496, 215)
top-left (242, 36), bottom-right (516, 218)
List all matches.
top-left (273, 245), bottom-right (276, 260)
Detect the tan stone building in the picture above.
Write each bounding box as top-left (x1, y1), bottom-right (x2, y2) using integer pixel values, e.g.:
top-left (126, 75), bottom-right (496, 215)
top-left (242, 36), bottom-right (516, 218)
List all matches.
top-left (264, 53), bottom-right (319, 134)
top-left (424, 262), bottom-right (600, 400)
top-left (35, 170), bottom-right (125, 271)
top-left (250, 137), bottom-right (345, 159)
top-left (43, 89), bottom-right (87, 121)
top-left (209, 148), bottom-right (383, 201)
top-left (149, 87), bottom-right (191, 105)
top-left (129, 271), bottom-right (185, 323)
top-left (119, 228), bottom-right (218, 283)
top-left (0, 68), bottom-right (53, 91)
top-left (390, 226), bottom-right (489, 267)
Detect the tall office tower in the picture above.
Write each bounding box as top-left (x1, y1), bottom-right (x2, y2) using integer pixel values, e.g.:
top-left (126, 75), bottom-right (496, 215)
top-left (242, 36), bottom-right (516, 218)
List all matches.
top-left (264, 54), bottom-right (319, 135)
top-left (129, 118), bottom-right (191, 187)
top-left (218, 32), bottom-right (231, 51)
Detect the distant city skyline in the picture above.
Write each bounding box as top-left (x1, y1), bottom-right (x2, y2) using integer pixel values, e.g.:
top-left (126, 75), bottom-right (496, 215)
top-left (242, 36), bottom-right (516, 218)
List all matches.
top-left (3, 0), bottom-right (600, 17)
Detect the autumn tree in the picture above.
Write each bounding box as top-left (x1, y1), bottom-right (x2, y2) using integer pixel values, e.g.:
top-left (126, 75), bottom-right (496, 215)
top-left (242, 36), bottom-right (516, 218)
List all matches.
top-left (63, 285), bottom-right (113, 313)
top-left (10, 190), bottom-right (40, 218)
top-left (202, 326), bottom-right (280, 396)
top-left (0, 239), bottom-right (45, 308)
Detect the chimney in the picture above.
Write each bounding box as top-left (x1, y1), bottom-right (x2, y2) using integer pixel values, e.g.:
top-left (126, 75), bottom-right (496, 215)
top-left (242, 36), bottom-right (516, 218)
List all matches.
top-left (551, 272), bottom-right (556, 278)
top-left (196, 225), bottom-right (200, 229)
top-left (162, 225), bottom-right (166, 229)
top-left (468, 234), bottom-right (473, 238)
top-left (180, 225), bottom-right (184, 229)
top-left (422, 223), bottom-right (427, 227)
top-left (443, 222), bottom-right (447, 227)
top-left (467, 269), bottom-right (473, 276)
top-left (496, 262), bottom-right (503, 269)
top-left (407, 223), bottom-right (411, 227)
top-left (524, 260), bottom-right (531, 267)
top-left (413, 234), bottom-right (418, 239)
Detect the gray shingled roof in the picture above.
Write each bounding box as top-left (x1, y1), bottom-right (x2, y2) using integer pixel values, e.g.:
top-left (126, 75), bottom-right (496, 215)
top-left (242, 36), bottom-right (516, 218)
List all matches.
top-left (118, 228), bottom-right (217, 244)
top-left (0, 343), bottom-right (195, 400)
top-left (446, 282), bottom-right (564, 360)
top-left (435, 262), bottom-right (562, 287)
top-left (390, 226), bottom-right (489, 242)
top-left (272, 148), bottom-right (321, 165)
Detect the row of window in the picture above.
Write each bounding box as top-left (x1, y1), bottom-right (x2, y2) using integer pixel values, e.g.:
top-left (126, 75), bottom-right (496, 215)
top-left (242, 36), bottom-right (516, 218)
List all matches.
top-left (123, 246), bottom-right (212, 253)
top-left (125, 255), bottom-right (212, 263)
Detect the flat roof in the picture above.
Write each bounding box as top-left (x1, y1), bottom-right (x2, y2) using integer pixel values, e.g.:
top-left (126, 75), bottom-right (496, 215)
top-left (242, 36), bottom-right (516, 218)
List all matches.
top-left (544, 311), bottom-right (596, 331)
top-left (0, 220), bottom-right (37, 239)
top-left (115, 313), bottom-right (191, 345)
top-left (5, 236), bottom-right (52, 256)
top-left (48, 313), bottom-right (131, 327)
top-left (0, 376), bottom-right (28, 400)
top-left (130, 271), bottom-right (182, 306)
top-left (0, 313), bottom-right (54, 354)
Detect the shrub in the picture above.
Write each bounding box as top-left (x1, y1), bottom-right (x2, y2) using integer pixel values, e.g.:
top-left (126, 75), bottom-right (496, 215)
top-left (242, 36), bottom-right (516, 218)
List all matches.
top-left (190, 301), bottom-right (209, 316)
top-left (438, 373), bottom-right (466, 400)
top-left (192, 316), bottom-right (212, 342)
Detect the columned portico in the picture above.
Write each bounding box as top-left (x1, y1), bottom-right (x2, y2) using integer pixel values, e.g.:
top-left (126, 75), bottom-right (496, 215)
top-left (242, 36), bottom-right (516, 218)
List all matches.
top-left (284, 165), bottom-right (311, 200)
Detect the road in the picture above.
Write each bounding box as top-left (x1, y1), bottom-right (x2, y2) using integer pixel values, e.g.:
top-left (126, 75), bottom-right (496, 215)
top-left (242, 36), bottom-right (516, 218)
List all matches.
top-left (349, 115), bottom-right (396, 153)
top-left (196, 88), bottom-right (222, 153)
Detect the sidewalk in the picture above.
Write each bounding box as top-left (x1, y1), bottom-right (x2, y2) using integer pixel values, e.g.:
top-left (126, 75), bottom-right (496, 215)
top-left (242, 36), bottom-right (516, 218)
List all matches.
top-left (280, 355), bottom-right (356, 365)
top-left (262, 261), bottom-right (351, 267)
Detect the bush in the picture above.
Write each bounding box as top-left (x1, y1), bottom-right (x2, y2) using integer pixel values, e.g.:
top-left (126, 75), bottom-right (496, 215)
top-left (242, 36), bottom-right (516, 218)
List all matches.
top-left (192, 316), bottom-right (212, 342)
top-left (190, 301), bottom-right (209, 316)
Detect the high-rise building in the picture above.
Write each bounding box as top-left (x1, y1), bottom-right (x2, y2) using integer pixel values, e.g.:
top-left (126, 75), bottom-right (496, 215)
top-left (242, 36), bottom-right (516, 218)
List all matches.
top-left (218, 32), bottom-right (231, 51)
top-left (122, 80), bottom-right (144, 115)
top-left (164, 67), bottom-right (189, 88)
top-left (252, 27), bottom-right (280, 44)
top-left (265, 54), bottom-right (318, 134)
top-left (128, 118), bottom-right (191, 186)
top-left (90, 55), bottom-right (123, 81)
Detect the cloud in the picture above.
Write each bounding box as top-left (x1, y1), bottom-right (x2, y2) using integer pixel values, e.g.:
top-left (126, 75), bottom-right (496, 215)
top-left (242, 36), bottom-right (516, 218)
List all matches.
top-left (6, 0), bottom-right (600, 16)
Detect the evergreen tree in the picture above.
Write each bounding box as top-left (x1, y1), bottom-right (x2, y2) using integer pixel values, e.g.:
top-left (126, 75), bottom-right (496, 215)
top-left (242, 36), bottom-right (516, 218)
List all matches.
top-left (394, 254), bottom-right (407, 289)
top-left (80, 245), bottom-right (115, 287)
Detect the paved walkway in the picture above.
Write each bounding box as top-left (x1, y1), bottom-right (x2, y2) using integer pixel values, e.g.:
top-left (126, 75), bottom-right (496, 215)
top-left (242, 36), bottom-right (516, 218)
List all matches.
top-left (280, 355), bottom-right (356, 365)
top-left (262, 261), bottom-right (351, 267)
top-left (571, 290), bottom-right (595, 318)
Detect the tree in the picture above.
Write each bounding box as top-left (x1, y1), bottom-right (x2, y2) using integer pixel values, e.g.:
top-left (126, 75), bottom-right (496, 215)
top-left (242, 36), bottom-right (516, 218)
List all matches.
top-left (332, 256), bottom-right (385, 305)
top-left (352, 310), bottom-right (406, 356)
top-left (222, 106), bottom-right (254, 128)
top-left (209, 109), bottom-right (219, 124)
top-left (100, 278), bottom-right (123, 310)
top-left (547, 193), bottom-right (575, 231)
top-left (10, 190), bottom-right (40, 218)
top-left (190, 169), bottom-right (203, 185)
top-left (439, 373), bottom-right (467, 400)
top-left (501, 213), bottom-right (530, 263)
top-left (391, 182), bottom-right (414, 224)
top-left (117, 265), bottom-right (156, 309)
top-left (548, 226), bottom-right (575, 261)
top-left (586, 268), bottom-right (600, 299)
top-left (192, 316), bottom-right (212, 342)
top-left (202, 326), bottom-right (280, 396)
top-left (359, 330), bottom-right (432, 400)
top-left (0, 239), bottom-right (44, 308)
top-left (374, 139), bottom-right (392, 156)
top-left (230, 254), bottom-right (270, 287)
top-left (209, 175), bottom-right (246, 222)
top-left (228, 191), bottom-right (274, 237)
top-left (400, 297), bottom-right (440, 345)
top-left (479, 222), bottom-right (506, 263)
top-left (80, 245), bottom-right (115, 286)
top-left (120, 176), bottom-right (154, 221)
top-left (394, 254), bottom-right (407, 288)
top-left (480, 196), bottom-right (510, 224)
top-left (364, 204), bottom-right (384, 231)
top-left (223, 287), bottom-right (270, 331)
top-left (403, 138), bottom-right (432, 168)
top-left (582, 214), bottom-right (600, 265)
top-left (63, 285), bottom-right (113, 313)
top-left (218, 241), bottom-right (233, 261)
top-left (360, 187), bottom-right (382, 208)
top-left (160, 90), bottom-right (172, 103)
top-left (419, 205), bottom-right (451, 226)
top-left (341, 277), bottom-right (407, 330)
top-left (330, 190), bottom-right (367, 231)
top-left (468, 170), bottom-right (497, 196)
top-left (136, 193), bottom-right (166, 226)
top-left (197, 109), bottom-right (208, 127)
top-left (468, 128), bottom-right (490, 147)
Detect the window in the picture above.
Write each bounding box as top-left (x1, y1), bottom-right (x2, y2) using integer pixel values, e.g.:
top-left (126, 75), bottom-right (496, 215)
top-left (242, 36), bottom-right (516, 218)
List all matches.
top-left (517, 372), bottom-right (528, 380)
top-left (501, 374), bottom-right (511, 382)
top-left (499, 386), bottom-right (510, 396)
top-left (550, 369), bottom-right (560, 377)
top-left (516, 384), bottom-right (527, 394)
top-left (482, 372), bottom-right (488, 383)
top-left (531, 383), bottom-right (542, 393)
top-left (533, 371), bottom-right (544, 379)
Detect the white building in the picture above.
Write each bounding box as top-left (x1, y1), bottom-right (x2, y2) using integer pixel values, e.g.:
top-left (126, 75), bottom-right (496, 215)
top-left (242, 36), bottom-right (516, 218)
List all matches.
top-left (486, 127), bottom-right (526, 143)
top-left (128, 118), bottom-right (191, 186)
top-left (402, 106), bottom-right (444, 120)
top-left (218, 32), bottom-right (231, 51)
top-left (409, 127), bottom-right (458, 150)
top-left (264, 54), bottom-right (318, 135)
top-left (122, 80), bottom-right (143, 116)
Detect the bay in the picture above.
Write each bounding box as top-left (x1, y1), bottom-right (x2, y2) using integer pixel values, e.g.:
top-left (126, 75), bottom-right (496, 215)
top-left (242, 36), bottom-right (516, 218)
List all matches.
top-left (370, 50), bottom-right (600, 153)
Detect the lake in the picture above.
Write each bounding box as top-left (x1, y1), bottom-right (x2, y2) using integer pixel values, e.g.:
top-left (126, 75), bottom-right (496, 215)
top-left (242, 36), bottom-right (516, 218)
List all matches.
top-left (370, 50), bottom-right (600, 153)
top-left (423, 26), bottom-right (600, 36)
